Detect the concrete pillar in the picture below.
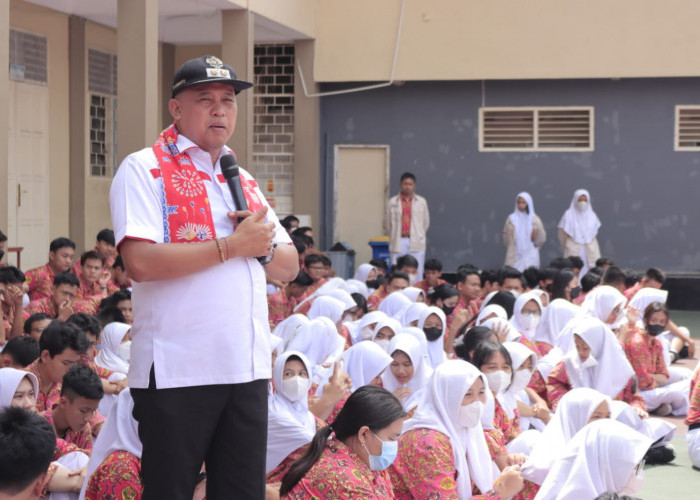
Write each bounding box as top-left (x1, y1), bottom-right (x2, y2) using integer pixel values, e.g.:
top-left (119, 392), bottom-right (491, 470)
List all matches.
top-left (221, 10), bottom-right (254, 169)
top-left (0, 0), bottom-right (9, 234)
top-left (117, 0), bottom-right (159, 163)
top-left (68, 15), bottom-right (87, 251)
top-left (161, 42), bottom-right (176, 131)
top-left (293, 39), bottom-right (321, 229)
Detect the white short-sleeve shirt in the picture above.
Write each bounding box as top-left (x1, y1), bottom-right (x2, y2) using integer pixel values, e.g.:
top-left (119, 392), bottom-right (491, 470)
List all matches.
top-left (110, 133), bottom-right (291, 389)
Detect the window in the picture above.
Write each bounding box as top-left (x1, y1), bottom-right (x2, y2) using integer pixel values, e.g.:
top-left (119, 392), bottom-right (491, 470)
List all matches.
top-left (479, 107), bottom-right (594, 152)
top-left (675, 106), bottom-right (700, 151)
top-left (9, 29), bottom-right (48, 84)
top-left (88, 49), bottom-right (118, 177)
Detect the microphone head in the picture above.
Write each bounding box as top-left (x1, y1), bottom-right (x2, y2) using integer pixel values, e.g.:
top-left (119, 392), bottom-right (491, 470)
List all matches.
top-left (220, 154), bottom-right (238, 178)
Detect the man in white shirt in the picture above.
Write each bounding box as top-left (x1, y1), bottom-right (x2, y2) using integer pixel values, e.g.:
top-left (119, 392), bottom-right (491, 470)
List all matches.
top-left (110, 55), bottom-right (298, 500)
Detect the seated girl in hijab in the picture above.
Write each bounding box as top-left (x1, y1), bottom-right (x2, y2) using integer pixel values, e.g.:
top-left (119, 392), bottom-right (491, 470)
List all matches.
top-left (504, 192), bottom-right (546, 272)
top-left (389, 360), bottom-right (523, 499)
top-left (279, 386), bottom-right (405, 499)
top-left (381, 334), bottom-right (432, 418)
top-left (546, 318), bottom-right (647, 417)
top-left (557, 189), bottom-right (601, 276)
top-left (502, 342), bottom-right (551, 433)
top-left (510, 292), bottom-right (545, 356)
top-left (417, 306), bottom-right (448, 369)
top-left (534, 420), bottom-right (651, 500)
top-left (372, 317), bottom-right (403, 353)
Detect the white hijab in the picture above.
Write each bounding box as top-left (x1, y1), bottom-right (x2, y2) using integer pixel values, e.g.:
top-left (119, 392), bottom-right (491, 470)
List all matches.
top-left (353, 263), bottom-right (375, 283)
top-left (481, 317), bottom-right (522, 342)
top-left (534, 419), bottom-right (652, 500)
top-left (628, 288), bottom-right (669, 321)
top-left (509, 191), bottom-right (539, 270)
top-left (0, 368), bottom-right (38, 408)
top-left (401, 302), bottom-right (429, 327)
top-left (372, 317), bottom-right (402, 343)
top-left (79, 389), bottom-right (141, 500)
top-left (557, 188), bottom-right (601, 245)
top-left (476, 304), bottom-right (508, 326)
top-left (501, 342), bottom-right (538, 420)
top-left (563, 317), bottom-right (635, 398)
top-left (522, 387), bottom-right (611, 485)
top-left (610, 400), bottom-right (676, 446)
top-left (337, 341), bottom-right (392, 392)
top-left (403, 360), bottom-right (497, 498)
top-left (285, 317), bottom-right (343, 386)
top-left (378, 291), bottom-right (413, 319)
top-left (534, 298), bottom-right (579, 347)
top-left (581, 285), bottom-right (626, 324)
top-left (510, 291), bottom-right (544, 341)
top-left (381, 334), bottom-right (432, 412)
top-left (351, 311), bottom-right (388, 344)
top-left (266, 351), bottom-right (316, 474)
top-left (272, 314), bottom-right (310, 351)
top-left (344, 279), bottom-right (370, 299)
top-left (293, 277), bottom-right (345, 312)
top-left (400, 287), bottom-right (426, 303)
top-left (94, 322), bottom-right (131, 374)
top-left (307, 295), bottom-right (347, 325)
top-left (417, 307), bottom-right (447, 369)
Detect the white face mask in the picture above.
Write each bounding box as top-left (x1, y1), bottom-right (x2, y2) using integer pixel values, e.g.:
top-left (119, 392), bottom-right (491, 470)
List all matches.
top-left (458, 400), bottom-right (484, 429)
top-left (619, 469), bottom-right (644, 495)
top-left (360, 326), bottom-right (374, 341)
top-left (118, 341), bottom-right (131, 363)
top-left (375, 338), bottom-right (391, 353)
top-left (485, 370), bottom-right (511, 394)
top-left (579, 353), bottom-right (598, 369)
top-left (509, 369), bottom-right (532, 393)
top-left (509, 290), bottom-right (521, 299)
top-left (408, 274), bottom-right (417, 284)
top-left (577, 200), bottom-right (589, 212)
top-left (519, 314), bottom-right (540, 331)
top-left (280, 375), bottom-right (310, 402)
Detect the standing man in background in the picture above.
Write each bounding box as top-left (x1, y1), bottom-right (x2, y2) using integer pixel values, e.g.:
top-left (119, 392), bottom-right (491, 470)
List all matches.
top-left (385, 172), bottom-right (430, 281)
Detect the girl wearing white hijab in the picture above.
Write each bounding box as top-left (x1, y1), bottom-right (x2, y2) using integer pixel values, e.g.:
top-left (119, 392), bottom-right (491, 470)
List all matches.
top-left (400, 302), bottom-right (428, 328)
top-left (502, 342), bottom-right (550, 434)
top-left (534, 419), bottom-right (652, 500)
top-left (94, 323), bottom-right (131, 374)
top-left (399, 286), bottom-right (426, 303)
top-left (522, 387), bottom-right (612, 485)
top-left (546, 317), bottom-right (647, 416)
top-left (352, 263), bottom-right (376, 284)
top-left (286, 318), bottom-right (344, 388)
top-left (510, 291), bottom-right (545, 355)
top-left (272, 314), bottom-right (309, 353)
top-left (351, 310), bottom-right (387, 344)
top-left (307, 295), bottom-right (347, 326)
top-left (0, 368), bottom-right (89, 500)
top-left (80, 389), bottom-right (142, 500)
top-left (534, 298), bottom-right (579, 354)
top-left (476, 304), bottom-right (508, 326)
top-left (581, 285), bottom-right (627, 326)
top-left (610, 400), bottom-right (676, 463)
top-left (343, 279), bottom-right (370, 299)
top-left (381, 334), bottom-right (432, 414)
top-left (265, 351), bottom-right (319, 477)
top-left (417, 306), bottom-right (447, 369)
top-left (504, 192), bottom-right (546, 271)
top-left (371, 317), bottom-right (402, 353)
top-left (390, 360), bottom-right (521, 499)
top-left (377, 291), bottom-right (413, 319)
top-left (557, 188), bottom-right (601, 275)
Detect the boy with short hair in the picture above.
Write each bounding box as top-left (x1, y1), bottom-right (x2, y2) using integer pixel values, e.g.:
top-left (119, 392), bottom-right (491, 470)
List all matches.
top-left (26, 321), bottom-right (89, 413)
top-left (413, 258), bottom-right (446, 295)
top-left (76, 251), bottom-right (114, 304)
top-left (294, 254), bottom-right (329, 315)
top-left (395, 254), bottom-right (419, 284)
top-left (23, 313), bottom-right (52, 342)
top-left (41, 364), bottom-right (104, 452)
top-left (0, 266), bottom-right (26, 342)
top-left (24, 237), bottom-right (76, 302)
top-left (268, 270), bottom-right (313, 329)
top-left (24, 273), bottom-right (80, 321)
top-left (0, 336), bottom-right (40, 368)
top-left (499, 266), bottom-right (525, 295)
top-left (446, 267), bottom-right (483, 352)
top-left (367, 270), bottom-right (410, 311)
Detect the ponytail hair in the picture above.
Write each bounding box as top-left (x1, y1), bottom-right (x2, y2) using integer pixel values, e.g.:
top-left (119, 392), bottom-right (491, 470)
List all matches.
top-left (280, 385), bottom-right (405, 495)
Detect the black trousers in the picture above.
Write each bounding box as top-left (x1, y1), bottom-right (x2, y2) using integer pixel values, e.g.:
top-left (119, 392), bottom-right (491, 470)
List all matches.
top-left (131, 374), bottom-right (268, 500)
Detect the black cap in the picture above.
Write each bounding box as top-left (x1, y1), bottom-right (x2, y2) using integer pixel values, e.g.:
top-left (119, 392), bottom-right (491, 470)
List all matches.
top-left (171, 55), bottom-right (253, 98)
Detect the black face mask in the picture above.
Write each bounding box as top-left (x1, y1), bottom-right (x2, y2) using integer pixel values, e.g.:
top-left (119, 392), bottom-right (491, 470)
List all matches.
top-left (545, 283), bottom-right (553, 293)
top-left (646, 324), bottom-right (665, 336)
top-left (366, 279), bottom-right (381, 289)
top-left (424, 327), bottom-right (442, 342)
top-left (442, 304), bottom-right (455, 316)
top-left (569, 286), bottom-right (582, 299)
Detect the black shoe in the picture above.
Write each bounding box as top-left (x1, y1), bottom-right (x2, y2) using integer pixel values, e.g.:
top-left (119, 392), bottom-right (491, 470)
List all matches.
top-left (644, 444), bottom-right (676, 465)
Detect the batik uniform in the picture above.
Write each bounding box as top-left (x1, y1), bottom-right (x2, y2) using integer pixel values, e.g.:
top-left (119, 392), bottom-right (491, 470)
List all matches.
top-left (294, 278), bottom-right (328, 316)
top-left (27, 359), bottom-right (61, 412)
top-left (624, 282), bottom-right (641, 301)
top-left (446, 299), bottom-right (480, 331)
top-left (527, 369), bottom-right (548, 403)
top-left (281, 438), bottom-right (394, 499)
top-left (266, 416), bottom-right (326, 484)
top-left (413, 278), bottom-right (447, 296)
top-left (24, 297), bottom-right (58, 319)
top-left (268, 290), bottom-right (295, 330)
top-left (326, 393), bottom-right (350, 424)
top-left (338, 324), bottom-right (352, 350)
top-left (55, 437), bottom-right (86, 461)
top-left (518, 336), bottom-right (540, 358)
top-left (684, 369), bottom-right (700, 426)
top-left (1, 302), bottom-right (15, 336)
top-left (389, 428), bottom-right (501, 499)
top-left (40, 463), bottom-right (59, 498)
top-left (74, 297), bottom-right (101, 315)
top-left (546, 360), bottom-right (646, 412)
top-left (534, 341), bottom-right (553, 357)
top-left (623, 329), bottom-right (669, 391)
top-left (493, 398), bottom-right (521, 445)
top-left (85, 450), bottom-right (142, 500)
top-left (76, 278), bottom-right (104, 302)
top-left (42, 405), bottom-right (94, 453)
top-left (24, 263), bottom-right (57, 302)
top-left (367, 286), bottom-right (390, 312)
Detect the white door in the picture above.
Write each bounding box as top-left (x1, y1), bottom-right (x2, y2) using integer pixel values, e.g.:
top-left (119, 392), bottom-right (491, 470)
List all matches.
top-left (7, 80), bottom-right (50, 270)
top-left (334, 145), bottom-right (389, 268)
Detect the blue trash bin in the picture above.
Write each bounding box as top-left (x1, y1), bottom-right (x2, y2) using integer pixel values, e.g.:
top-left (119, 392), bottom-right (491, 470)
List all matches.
top-left (368, 238), bottom-right (390, 267)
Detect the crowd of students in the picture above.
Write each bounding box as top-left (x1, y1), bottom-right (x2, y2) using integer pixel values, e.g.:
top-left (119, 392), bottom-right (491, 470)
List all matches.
top-left (0, 222), bottom-right (699, 499)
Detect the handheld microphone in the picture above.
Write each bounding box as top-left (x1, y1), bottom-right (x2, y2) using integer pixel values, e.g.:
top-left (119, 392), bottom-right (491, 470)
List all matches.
top-left (220, 154), bottom-right (247, 222)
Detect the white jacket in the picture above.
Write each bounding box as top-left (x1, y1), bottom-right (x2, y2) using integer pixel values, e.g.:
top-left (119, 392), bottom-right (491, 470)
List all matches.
top-left (384, 193), bottom-right (430, 253)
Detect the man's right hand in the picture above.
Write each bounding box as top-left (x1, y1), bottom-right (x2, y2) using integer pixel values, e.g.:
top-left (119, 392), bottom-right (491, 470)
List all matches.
top-left (57, 300), bottom-right (74, 321)
top-left (226, 207), bottom-right (276, 259)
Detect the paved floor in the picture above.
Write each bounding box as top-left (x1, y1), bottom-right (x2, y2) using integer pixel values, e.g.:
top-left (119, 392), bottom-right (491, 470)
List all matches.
top-left (637, 310), bottom-right (698, 499)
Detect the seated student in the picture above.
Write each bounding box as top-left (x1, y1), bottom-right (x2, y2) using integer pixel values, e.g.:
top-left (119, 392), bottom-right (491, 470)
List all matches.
top-left (281, 215), bottom-right (300, 234)
top-left (1, 267), bottom-right (28, 343)
top-left (623, 302), bottom-right (688, 416)
top-left (349, 310), bottom-right (387, 344)
top-left (536, 267), bottom-right (557, 300)
top-left (390, 359), bottom-right (523, 499)
top-left (74, 251), bottom-right (115, 313)
top-left (399, 286), bottom-right (425, 304)
top-left (478, 269), bottom-right (500, 299)
top-left (427, 283), bottom-right (459, 314)
top-left (417, 307), bottom-right (447, 369)
top-left (522, 387), bottom-right (611, 485)
top-left (294, 254), bottom-right (328, 315)
top-left (624, 270), bottom-right (641, 296)
top-left (413, 259), bottom-right (446, 296)
top-left (624, 267), bottom-right (664, 301)
top-left (268, 271), bottom-right (313, 329)
top-left (567, 256), bottom-right (584, 277)
top-left (522, 267), bottom-right (540, 292)
top-left (502, 342), bottom-right (550, 433)
top-left (685, 364), bottom-right (700, 469)
top-left (596, 257), bottom-right (615, 270)
top-left (24, 237), bottom-right (76, 303)
top-left (454, 326), bottom-right (498, 364)
top-left (601, 266), bottom-right (626, 294)
top-left (369, 258), bottom-right (388, 277)
top-left (0, 336), bottom-right (40, 369)
top-left (24, 272), bottom-right (80, 321)
top-left (24, 313), bottom-right (52, 342)
top-left (395, 255), bottom-right (419, 285)
top-left (377, 291), bottom-right (413, 321)
top-left (575, 267), bottom-right (603, 305)
top-left (500, 267), bottom-right (525, 296)
top-left (42, 365), bottom-right (104, 453)
top-left (400, 302), bottom-right (429, 329)
top-left (0, 406), bottom-right (57, 500)
top-left (371, 317), bottom-right (402, 353)
top-left (446, 267), bottom-right (482, 347)
top-left (353, 263), bottom-right (378, 288)
top-left (110, 256), bottom-right (132, 291)
top-left (97, 290), bottom-right (133, 326)
top-left (367, 270), bottom-right (410, 311)
top-left (509, 292), bottom-right (545, 356)
top-left (483, 290), bottom-right (517, 319)
top-left (279, 386), bottom-right (405, 498)
top-left (82, 389), bottom-right (143, 500)
top-left (535, 420), bottom-right (651, 500)
top-left (610, 400), bottom-right (676, 465)
top-left (266, 352), bottom-right (326, 483)
top-left (382, 334), bottom-right (431, 416)
top-left (546, 318), bottom-right (646, 416)
top-left (549, 269), bottom-right (580, 303)
top-left (93, 323), bottom-right (131, 375)
top-left (27, 321), bottom-right (89, 412)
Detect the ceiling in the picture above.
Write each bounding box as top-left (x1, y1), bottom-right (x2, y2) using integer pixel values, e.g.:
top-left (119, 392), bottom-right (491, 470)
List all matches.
top-left (25, 0), bottom-right (310, 44)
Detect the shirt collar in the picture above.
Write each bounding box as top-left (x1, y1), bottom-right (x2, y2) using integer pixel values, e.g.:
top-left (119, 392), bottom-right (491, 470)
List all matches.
top-left (176, 132), bottom-right (230, 160)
